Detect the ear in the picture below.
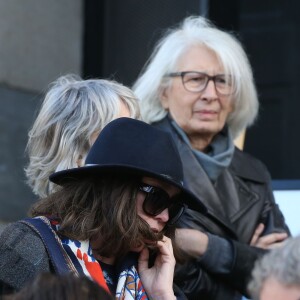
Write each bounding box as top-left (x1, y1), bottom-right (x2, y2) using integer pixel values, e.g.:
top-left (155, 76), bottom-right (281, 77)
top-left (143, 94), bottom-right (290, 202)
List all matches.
top-left (76, 154), bottom-right (83, 167)
top-left (159, 87), bottom-right (170, 110)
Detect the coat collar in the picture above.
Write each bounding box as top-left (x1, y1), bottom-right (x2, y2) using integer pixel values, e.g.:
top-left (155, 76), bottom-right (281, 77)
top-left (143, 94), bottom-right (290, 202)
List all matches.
top-left (153, 116), bottom-right (268, 184)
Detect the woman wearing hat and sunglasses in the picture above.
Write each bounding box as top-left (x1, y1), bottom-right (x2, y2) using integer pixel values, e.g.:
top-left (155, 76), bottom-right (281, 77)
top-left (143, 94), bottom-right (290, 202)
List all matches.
top-left (0, 118), bottom-right (206, 299)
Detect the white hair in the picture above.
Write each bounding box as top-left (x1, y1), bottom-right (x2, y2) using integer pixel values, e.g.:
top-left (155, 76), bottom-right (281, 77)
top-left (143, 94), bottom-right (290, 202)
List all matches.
top-left (248, 236), bottom-right (300, 300)
top-left (25, 74), bottom-right (140, 198)
top-left (133, 16), bottom-right (259, 138)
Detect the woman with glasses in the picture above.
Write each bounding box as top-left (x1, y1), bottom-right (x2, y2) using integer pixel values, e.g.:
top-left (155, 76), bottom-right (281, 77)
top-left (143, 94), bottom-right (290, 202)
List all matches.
top-left (133, 16), bottom-right (290, 299)
top-left (0, 118), bottom-right (207, 299)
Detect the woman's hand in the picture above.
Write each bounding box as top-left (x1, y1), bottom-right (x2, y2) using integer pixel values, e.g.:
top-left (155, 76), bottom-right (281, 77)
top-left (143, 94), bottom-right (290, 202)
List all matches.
top-left (250, 223), bottom-right (288, 249)
top-left (138, 236), bottom-right (176, 300)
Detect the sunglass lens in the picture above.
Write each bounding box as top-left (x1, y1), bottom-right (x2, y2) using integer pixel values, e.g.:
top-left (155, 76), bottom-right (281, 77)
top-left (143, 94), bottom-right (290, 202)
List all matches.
top-left (143, 189), bottom-right (169, 216)
top-left (140, 184), bottom-right (185, 224)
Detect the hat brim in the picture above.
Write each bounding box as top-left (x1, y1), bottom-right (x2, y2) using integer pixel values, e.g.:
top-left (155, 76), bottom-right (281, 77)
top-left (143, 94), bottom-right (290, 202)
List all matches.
top-left (50, 165), bottom-right (207, 214)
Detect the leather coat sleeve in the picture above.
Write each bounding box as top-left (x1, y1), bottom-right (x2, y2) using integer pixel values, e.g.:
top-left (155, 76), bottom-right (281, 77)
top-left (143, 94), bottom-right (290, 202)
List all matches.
top-left (174, 259), bottom-right (241, 300)
top-left (259, 178), bottom-right (291, 236)
top-left (175, 213), bottom-right (267, 299)
top-left (213, 239), bottom-right (267, 296)
top-left (174, 239), bottom-right (266, 299)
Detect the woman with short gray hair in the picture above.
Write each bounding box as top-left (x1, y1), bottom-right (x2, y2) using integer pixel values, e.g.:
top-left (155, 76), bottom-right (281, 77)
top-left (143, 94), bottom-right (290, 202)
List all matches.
top-left (25, 74), bottom-right (140, 198)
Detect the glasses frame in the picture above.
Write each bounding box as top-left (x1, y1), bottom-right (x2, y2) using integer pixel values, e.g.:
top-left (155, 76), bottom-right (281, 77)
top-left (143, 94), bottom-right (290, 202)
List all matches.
top-left (165, 71), bottom-right (234, 96)
top-left (139, 183), bottom-right (186, 225)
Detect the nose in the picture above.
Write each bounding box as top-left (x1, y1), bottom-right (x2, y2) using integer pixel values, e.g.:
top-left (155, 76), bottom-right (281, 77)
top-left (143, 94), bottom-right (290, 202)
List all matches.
top-left (155, 208), bottom-right (169, 223)
top-left (201, 79), bottom-right (218, 101)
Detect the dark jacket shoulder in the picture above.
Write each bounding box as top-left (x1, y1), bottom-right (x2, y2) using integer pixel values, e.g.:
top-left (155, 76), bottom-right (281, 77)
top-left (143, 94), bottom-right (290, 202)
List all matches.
top-left (230, 147), bottom-right (271, 183)
top-left (0, 221), bottom-right (50, 292)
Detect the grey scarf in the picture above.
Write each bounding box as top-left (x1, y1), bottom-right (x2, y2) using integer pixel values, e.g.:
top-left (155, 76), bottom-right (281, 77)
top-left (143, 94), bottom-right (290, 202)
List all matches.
top-left (170, 119), bottom-right (235, 182)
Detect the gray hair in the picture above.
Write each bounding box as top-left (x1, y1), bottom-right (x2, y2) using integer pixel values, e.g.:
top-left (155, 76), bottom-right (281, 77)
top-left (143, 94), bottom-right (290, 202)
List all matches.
top-left (248, 236), bottom-right (300, 300)
top-left (25, 74), bottom-right (140, 198)
top-left (133, 16), bottom-right (259, 138)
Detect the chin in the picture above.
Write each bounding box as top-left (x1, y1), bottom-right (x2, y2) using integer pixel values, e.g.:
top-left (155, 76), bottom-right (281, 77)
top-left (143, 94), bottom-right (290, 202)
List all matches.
top-left (194, 126), bottom-right (220, 136)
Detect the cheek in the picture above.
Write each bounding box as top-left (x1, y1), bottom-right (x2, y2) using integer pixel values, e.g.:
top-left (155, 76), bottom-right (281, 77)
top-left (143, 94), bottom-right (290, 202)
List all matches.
top-left (168, 97), bottom-right (196, 127)
top-left (170, 101), bottom-right (189, 115)
top-left (220, 99), bottom-right (234, 119)
top-left (163, 85), bottom-right (195, 115)
top-left (137, 212), bottom-right (155, 230)
top-left (223, 97), bottom-right (234, 112)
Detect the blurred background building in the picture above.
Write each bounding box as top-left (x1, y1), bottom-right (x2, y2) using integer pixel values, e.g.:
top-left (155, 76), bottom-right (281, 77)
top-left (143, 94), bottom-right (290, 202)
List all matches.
top-left (1, 0), bottom-right (300, 224)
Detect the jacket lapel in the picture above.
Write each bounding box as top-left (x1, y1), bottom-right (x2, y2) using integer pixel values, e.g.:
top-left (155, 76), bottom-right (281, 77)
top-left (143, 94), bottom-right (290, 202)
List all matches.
top-left (176, 136), bottom-right (237, 235)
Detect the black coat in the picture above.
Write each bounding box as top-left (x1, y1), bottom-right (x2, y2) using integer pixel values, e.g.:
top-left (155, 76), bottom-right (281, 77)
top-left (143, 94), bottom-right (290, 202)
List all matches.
top-left (153, 117), bottom-right (289, 300)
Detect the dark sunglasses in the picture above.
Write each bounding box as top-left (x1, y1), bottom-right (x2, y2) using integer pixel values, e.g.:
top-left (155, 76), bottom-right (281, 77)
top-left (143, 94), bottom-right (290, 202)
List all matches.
top-left (139, 183), bottom-right (186, 225)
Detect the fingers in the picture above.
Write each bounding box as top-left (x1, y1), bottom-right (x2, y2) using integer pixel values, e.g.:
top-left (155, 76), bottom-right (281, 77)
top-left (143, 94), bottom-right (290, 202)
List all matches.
top-left (138, 236), bottom-right (176, 299)
top-left (138, 236), bottom-right (175, 272)
top-left (156, 236), bottom-right (175, 261)
top-left (267, 240), bottom-right (287, 249)
top-left (255, 232), bottom-right (288, 249)
top-left (152, 236), bottom-right (176, 268)
top-left (250, 223), bottom-right (289, 249)
top-left (250, 223), bottom-right (265, 246)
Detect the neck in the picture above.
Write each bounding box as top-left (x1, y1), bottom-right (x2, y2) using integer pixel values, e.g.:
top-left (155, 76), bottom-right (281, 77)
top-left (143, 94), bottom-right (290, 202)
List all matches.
top-left (188, 134), bottom-right (214, 152)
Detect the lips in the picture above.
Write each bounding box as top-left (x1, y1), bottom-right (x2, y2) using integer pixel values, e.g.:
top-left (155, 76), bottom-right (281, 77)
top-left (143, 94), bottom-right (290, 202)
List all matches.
top-left (194, 109), bottom-right (218, 114)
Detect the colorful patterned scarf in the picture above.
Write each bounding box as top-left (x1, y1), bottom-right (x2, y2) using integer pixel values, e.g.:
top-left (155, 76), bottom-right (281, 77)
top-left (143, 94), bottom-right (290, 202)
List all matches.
top-left (45, 217), bottom-right (148, 299)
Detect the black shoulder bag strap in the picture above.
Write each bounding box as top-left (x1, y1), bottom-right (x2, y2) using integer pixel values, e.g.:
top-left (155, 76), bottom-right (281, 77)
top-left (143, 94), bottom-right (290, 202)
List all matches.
top-left (19, 217), bottom-right (78, 275)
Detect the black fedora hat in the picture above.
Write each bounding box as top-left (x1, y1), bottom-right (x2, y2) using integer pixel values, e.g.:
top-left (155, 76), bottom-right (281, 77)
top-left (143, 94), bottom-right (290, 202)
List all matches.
top-left (50, 117), bottom-right (206, 213)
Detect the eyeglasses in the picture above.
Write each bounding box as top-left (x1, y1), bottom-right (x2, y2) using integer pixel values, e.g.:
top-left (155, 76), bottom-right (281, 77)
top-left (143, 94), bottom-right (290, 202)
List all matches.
top-left (139, 183), bottom-right (185, 225)
top-left (165, 71), bottom-right (234, 95)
